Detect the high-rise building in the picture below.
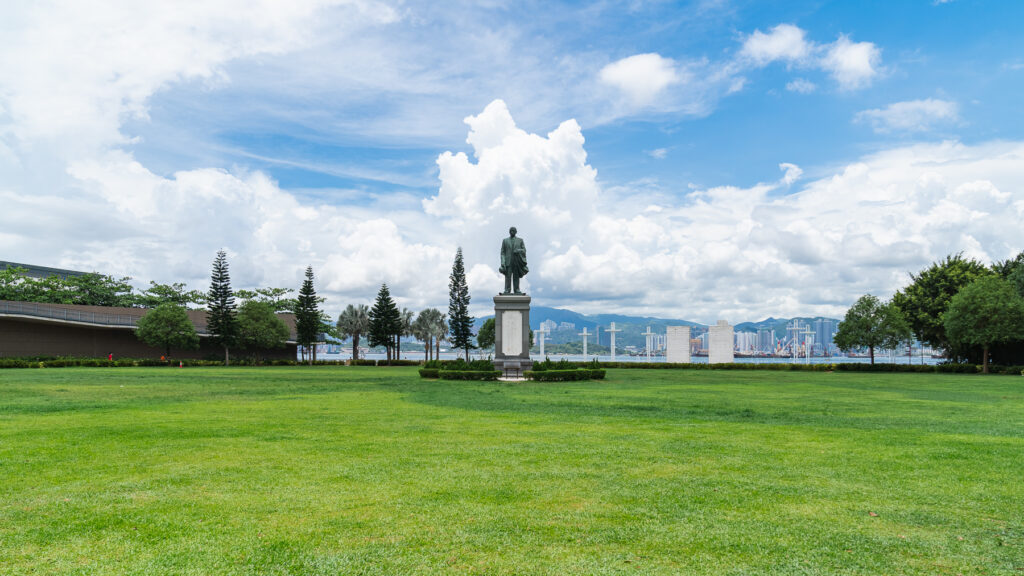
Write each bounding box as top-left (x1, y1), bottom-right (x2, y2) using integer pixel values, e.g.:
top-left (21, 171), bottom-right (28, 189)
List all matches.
top-left (539, 319), bottom-right (557, 332)
top-left (813, 318), bottom-right (837, 355)
top-left (756, 327), bottom-right (774, 354)
top-left (734, 331), bottom-right (758, 354)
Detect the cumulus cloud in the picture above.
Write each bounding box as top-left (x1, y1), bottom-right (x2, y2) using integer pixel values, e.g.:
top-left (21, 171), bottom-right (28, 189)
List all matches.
top-left (854, 99), bottom-right (959, 133)
top-left (423, 103), bottom-right (1024, 320)
top-left (648, 148), bottom-right (668, 159)
top-left (822, 35), bottom-right (882, 90)
top-left (740, 25), bottom-right (881, 91)
top-left (740, 24), bottom-right (811, 65)
top-left (599, 53), bottom-right (683, 108)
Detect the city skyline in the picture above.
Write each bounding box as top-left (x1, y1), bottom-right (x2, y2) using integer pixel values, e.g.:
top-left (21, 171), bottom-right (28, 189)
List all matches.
top-left (2, 2), bottom-right (1022, 323)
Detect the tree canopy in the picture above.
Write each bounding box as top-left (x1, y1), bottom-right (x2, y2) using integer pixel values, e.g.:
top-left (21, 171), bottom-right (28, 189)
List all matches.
top-left (206, 250), bottom-right (239, 366)
top-left (834, 294), bottom-right (910, 364)
top-left (448, 248), bottom-right (475, 360)
top-left (238, 300), bottom-right (290, 354)
top-left (477, 317), bottom-right (495, 350)
top-left (943, 276), bottom-right (1024, 373)
top-left (294, 266), bottom-right (322, 364)
top-left (337, 303), bottom-right (370, 362)
top-left (368, 284), bottom-right (401, 362)
top-left (892, 253), bottom-right (990, 354)
top-left (135, 303), bottom-right (199, 357)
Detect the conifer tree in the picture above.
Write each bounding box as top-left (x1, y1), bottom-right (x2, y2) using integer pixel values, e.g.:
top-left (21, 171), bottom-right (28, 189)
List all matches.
top-left (448, 247), bottom-right (475, 360)
top-left (294, 266), bottom-right (321, 365)
top-left (368, 283), bottom-right (400, 363)
top-left (206, 250), bottom-right (239, 366)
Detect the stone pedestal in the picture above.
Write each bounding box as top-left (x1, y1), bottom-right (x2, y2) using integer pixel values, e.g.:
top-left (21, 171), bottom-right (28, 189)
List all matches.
top-left (666, 326), bottom-right (691, 363)
top-left (708, 320), bottom-right (735, 364)
top-left (493, 294), bottom-right (533, 374)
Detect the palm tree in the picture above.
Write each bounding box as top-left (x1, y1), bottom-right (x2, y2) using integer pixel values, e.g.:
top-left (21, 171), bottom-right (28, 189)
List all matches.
top-left (395, 307), bottom-right (414, 360)
top-left (415, 308), bottom-right (445, 362)
top-left (433, 312), bottom-right (448, 360)
top-left (411, 312), bottom-right (431, 362)
top-left (336, 304), bottom-right (369, 363)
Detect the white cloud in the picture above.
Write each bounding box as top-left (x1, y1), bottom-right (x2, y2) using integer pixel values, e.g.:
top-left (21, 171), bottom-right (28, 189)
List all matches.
top-left (779, 163), bottom-right (803, 185)
top-left (854, 99), bottom-right (959, 133)
top-left (821, 35), bottom-right (882, 90)
top-left (648, 148), bottom-right (668, 159)
top-left (785, 78), bottom-right (816, 93)
top-left (738, 25), bottom-right (882, 92)
top-left (740, 24), bottom-right (811, 65)
top-left (599, 53), bottom-right (683, 108)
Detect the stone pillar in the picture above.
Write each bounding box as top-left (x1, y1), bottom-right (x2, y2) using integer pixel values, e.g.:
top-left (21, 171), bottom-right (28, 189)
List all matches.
top-left (666, 326), bottom-right (691, 363)
top-left (493, 294), bottom-right (533, 373)
top-left (606, 322), bottom-right (621, 361)
top-left (708, 320), bottom-right (734, 364)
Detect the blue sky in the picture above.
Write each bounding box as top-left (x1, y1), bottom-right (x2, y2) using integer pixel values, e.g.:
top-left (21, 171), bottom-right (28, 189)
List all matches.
top-left (2, 0), bottom-right (1023, 322)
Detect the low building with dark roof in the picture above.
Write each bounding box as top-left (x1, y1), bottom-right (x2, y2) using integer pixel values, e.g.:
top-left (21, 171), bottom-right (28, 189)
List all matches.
top-left (0, 300), bottom-right (297, 360)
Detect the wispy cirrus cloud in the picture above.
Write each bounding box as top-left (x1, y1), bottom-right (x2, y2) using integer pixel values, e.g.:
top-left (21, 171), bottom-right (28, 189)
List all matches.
top-left (854, 99), bottom-right (959, 133)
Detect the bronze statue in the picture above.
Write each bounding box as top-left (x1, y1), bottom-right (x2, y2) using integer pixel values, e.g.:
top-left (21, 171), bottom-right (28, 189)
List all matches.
top-left (499, 226), bottom-right (528, 294)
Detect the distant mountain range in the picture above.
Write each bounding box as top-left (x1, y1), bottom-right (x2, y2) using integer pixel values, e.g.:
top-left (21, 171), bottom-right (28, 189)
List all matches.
top-left (474, 306), bottom-right (840, 349)
top-left (476, 306), bottom-right (836, 333)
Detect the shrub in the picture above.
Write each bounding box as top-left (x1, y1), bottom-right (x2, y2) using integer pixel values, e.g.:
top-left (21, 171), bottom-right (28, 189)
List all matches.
top-left (438, 369), bottom-right (500, 381)
top-left (419, 368), bottom-right (440, 379)
top-left (525, 368), bottom-right (605, 381)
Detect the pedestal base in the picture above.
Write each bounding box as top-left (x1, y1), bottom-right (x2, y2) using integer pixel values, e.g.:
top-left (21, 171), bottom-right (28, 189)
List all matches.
top-left (493, 294), bottom-right (533, 375)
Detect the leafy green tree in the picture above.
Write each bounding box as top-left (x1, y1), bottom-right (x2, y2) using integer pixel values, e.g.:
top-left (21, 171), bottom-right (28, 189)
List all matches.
top-left (135, 303), bottom-right (199, 357)
top-left (893, 253), bottom-right (990, 354)
top-left (448, 247), bottom-right (475, 361)
top-left (237, 300), bottom-right (290, 357)
top-left (294, 266), bottom-right (322, 365)
top-left (139, 281), bottom-right (205, 308)
top-left (65, 273), bottom-right (138, 307)
top-left (337, 303), bottom-right (370, 362)
top-left (834, 294), bottom-right (911, 364)
top-left (944, 276), bottom-right (1024, 373)
top-left (369, 284), bottom-right (400, 363)
top-left (477, 317), bottom-right (495, 350)
top-left (206, 250), bottom-right (239, 366)
top-left (0, 266), bottom-right (30, 301)
top-left (236, 287), bottom-right (298, 312)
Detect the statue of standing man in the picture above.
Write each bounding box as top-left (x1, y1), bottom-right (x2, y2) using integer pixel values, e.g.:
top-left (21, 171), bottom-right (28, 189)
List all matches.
top-left (499, 226), bottom-right (528, 295)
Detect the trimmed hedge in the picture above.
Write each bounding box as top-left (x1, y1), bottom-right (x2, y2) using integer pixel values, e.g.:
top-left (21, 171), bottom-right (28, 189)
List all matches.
top-left (424, 358), bottom-right (495, 371)
top-left (525, 369), bottom-right (606, 381)
top-left (438, 370), bottom-right (500, 381)
top-left (419, 368), bottom-right (440, 379)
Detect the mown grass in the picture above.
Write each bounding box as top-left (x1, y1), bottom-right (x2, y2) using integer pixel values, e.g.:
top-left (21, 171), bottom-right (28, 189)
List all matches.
top-left (0, 367), bottom-right (1022, 575)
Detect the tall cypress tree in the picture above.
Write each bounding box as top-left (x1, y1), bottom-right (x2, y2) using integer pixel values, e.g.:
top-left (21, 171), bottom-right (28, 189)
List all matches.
top-left (368, 283), bottom-right (400, 363)
top-left (206, 250), bottom-right (239, 366)
top-left (294, 266), bottom-right (321, 365)
top-left (448, 247), bottom-right (475, 361)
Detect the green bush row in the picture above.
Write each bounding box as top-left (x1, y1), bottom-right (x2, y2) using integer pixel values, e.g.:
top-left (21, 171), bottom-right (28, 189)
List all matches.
top-left (438, 370), bottom-right (500, 381)
top-left (423, 358), bottom-right (495, 371)
top-left (525, 369), bottom-right (606, 381)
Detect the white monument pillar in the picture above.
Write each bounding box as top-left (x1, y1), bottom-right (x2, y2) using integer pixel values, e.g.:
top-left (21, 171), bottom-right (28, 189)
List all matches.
top-left (535, 327), bottom-right (547, 357)
top-left (801, 325), bottom-right (815, 365)
top-left (708, 320), bottom-right (735, 364)
top-left (666, 326), bottom-right (691, 363)
top-left (606, 322), bottom-right (621, 361)
top-left (579, 327), bottom-right (590, 358)
top-left (642, 326), bottom-right (656, 363)
top-left (787, 320), bottom-right (801, 364)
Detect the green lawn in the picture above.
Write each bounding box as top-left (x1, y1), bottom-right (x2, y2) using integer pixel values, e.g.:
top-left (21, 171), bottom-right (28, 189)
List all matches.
top-left (1, 367), bottom-right (1022, 575)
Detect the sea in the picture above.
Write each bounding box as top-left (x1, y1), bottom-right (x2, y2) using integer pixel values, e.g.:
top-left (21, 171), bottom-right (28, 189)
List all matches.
top-left (308, 351), bottom-right (945, 366)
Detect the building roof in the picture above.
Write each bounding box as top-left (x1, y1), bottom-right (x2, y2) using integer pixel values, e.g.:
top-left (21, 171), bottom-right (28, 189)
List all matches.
top-left (0, 261), bottom-right (91, 280)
